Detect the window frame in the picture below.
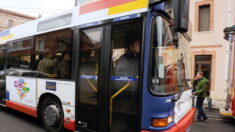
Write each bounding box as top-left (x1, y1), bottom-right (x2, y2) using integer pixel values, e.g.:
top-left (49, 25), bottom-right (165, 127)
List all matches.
top-left (195, 0), bottom-right (214, 32)
top-left (198, 4), bottom-right (210, 32)
top-left (8, 37), bottom-right (33, 52)
top-left (35, 39), bottom-right (45, 51)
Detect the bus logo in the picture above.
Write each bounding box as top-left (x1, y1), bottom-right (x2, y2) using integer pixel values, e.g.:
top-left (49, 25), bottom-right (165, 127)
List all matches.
top-left (14, 79), bottom-right (30, 99)
top-left (46, 81), bottom-right (56, 91)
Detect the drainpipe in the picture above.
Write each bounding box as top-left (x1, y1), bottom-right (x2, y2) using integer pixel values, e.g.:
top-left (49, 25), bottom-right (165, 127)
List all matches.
top-left (75, 0), bottom-right (78, 7)
top-left (225, 0), bottom-right (233, 110)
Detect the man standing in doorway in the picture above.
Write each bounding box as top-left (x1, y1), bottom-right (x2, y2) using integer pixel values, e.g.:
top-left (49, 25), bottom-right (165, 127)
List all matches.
top-left (193, 71), bottom-right (209, 121)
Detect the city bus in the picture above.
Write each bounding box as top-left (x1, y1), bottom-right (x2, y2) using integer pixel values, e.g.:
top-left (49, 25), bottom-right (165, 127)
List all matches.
top-left (0, 0), bottom-right (195, 131)
top-left (221, 25), bottom-right (235, 118)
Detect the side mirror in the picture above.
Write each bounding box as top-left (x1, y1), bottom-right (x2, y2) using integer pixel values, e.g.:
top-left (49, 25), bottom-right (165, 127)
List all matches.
top-left (173, 0), bottom-right (189, 33)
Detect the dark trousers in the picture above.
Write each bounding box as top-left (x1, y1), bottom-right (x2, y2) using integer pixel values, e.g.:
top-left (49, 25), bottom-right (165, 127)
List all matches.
top-left (196, 97), bottom-right (207, 120)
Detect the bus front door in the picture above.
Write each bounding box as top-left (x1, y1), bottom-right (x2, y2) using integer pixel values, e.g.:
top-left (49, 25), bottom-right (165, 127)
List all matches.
top-left (108, 20), bottom-right (142, 132)
top-left (77, 19), bottom-right (143, 132)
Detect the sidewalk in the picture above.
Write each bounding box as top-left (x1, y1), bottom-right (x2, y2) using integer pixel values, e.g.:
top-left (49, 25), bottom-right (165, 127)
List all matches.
top-left (204, 107), bottom-right (222, 118)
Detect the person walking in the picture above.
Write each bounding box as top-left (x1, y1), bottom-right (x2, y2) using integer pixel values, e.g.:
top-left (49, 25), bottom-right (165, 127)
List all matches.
top-left (193, 71), bottom-right (209, 122)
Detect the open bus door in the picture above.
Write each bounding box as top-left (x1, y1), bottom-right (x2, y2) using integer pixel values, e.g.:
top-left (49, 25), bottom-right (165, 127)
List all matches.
top-left (76, 19), bottom-right (143, 132)
top-left (0, 44), bottom-right (7, 105)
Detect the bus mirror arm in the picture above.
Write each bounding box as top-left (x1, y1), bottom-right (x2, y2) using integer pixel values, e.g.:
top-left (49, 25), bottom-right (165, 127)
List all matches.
top-left (173, 78), bottom-right (193, 101)
top-left (172, 85), bottom-right (185, 102)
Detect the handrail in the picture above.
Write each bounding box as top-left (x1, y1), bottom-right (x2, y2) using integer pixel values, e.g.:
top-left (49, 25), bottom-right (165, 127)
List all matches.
top-left (81, 73), bottom-right (98, 93)
top-left (109, 82), bottom-right (132, 125)
top-left (45, 74), bottom-right (57, 78)
top-left (85, 77), bottom-right (98, 93)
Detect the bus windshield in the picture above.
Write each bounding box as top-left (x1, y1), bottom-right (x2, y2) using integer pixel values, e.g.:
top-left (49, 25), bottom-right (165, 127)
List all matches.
top-left (151, 16), bottom-right (187, 96)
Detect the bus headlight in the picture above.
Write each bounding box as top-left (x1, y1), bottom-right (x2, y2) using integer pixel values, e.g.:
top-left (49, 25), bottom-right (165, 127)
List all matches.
top-left (152, 116), bottom-right (174, 127)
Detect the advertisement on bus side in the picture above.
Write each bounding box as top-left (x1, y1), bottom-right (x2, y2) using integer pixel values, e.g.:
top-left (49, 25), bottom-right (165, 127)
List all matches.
top-left (7, 76), bottom-right (37, 108)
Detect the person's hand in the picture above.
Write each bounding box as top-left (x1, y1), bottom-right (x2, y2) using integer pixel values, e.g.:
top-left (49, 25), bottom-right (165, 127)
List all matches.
top-left (194, 76), bottom-right (199, 80)
top-left (193, 92), bottom-right (197, 95)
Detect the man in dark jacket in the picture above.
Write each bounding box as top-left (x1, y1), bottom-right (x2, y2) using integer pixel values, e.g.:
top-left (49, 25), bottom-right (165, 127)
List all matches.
top-left (193, 71), bottom-right (209, 121)
top-left (57, 53), bottom-right (71, 79)
top-left (113, 40), bottom-right (140, 93)
top-left (37, 49), bottom-right (56, 74)
top-left (111, 39), bottom-right (141, 132)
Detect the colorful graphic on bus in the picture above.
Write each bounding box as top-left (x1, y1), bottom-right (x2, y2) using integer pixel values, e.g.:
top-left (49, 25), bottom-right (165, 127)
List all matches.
top-left (14, 79), bottom-right (30, 99)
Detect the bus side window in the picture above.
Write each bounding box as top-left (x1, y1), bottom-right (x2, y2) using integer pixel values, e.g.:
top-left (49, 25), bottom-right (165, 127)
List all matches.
top-left (34, 29), bottom-right (73, 79)
top-left (7, 39), bottom-right (33, 76)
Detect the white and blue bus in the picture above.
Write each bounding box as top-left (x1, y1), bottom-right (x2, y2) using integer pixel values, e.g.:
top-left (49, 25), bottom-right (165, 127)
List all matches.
top-left (0, 0), bottom-right (195, 132)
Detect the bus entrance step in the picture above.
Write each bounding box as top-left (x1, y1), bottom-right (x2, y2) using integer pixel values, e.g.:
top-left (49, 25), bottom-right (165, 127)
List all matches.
top-left (0, 103), bottom-right (6, 107)
top-left (220, 108), bottom-right (233, 116)
top-left (0, 98), bottom-right (6, 107)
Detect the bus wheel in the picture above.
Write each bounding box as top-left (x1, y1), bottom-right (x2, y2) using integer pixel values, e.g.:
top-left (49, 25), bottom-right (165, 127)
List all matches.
top-left (41, 97), bottom-right (64, 132)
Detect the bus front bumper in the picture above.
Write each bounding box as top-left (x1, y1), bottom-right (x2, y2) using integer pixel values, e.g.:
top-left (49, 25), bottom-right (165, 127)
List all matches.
top-left (142, 108), bottom-right (196, 132)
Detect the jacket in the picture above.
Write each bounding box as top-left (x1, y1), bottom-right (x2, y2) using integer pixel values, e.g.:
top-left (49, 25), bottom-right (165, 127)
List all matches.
top-left (194, 77), bottom-right (209, 98)
top-left (113, 52), bottom-right (139, 94)
top-left (37, 57), bottom-right (56, 74)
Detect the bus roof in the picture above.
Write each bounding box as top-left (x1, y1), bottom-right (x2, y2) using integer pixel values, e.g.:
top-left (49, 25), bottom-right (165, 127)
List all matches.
top-left (0, 0), bottom-right (149, 44)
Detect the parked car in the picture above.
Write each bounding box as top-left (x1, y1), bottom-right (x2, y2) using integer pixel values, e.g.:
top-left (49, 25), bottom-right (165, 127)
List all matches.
top-left (0, 68), bottom-right (48, 100)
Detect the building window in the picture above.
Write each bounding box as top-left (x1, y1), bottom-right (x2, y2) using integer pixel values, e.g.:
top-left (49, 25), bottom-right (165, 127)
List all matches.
top-left (36, 39), bottom-right (45, 51)
top-left (8, 20), bottom-right (13, 28)
top-left (199, 5), bottom-right (210, 31)
top-left (8, 39), bottom-right (32, 69)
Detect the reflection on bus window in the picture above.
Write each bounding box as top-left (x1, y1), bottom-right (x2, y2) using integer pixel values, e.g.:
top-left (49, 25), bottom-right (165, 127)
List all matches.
top-left (78, 27), bottom-right (102, 105)
top-left (37, 49), bottom-right (56, 74)
top-left (7, 39), bottom-right (32, 70)
top-left (151, 16), bottom-right (187, 95)
top-left (34, 29), bottom-right (73, 79)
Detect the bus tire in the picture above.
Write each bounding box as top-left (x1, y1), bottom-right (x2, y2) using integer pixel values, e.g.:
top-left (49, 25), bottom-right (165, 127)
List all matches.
top-left (40, 97), bottom-right (64, 132)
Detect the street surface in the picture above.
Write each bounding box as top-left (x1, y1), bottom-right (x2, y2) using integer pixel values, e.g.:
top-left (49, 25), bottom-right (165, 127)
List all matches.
top-left (191, 108), bottom-right (235, 132)
top-left (0, 106), bottom-right (71, 132)
top-left (0, 106), bottom-right (45, 132)
top-left (0, 106), bottom-right (235, 132)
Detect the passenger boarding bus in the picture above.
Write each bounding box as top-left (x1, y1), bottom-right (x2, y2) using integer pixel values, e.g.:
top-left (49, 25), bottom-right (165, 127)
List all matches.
top-left (221, 26), bottom-right (235, 118)
top-left (0, 0), bottom-right (195, 131)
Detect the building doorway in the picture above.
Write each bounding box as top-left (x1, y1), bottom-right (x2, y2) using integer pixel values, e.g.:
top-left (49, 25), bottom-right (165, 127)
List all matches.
top-left (195, 55), bottom-right (212, 93)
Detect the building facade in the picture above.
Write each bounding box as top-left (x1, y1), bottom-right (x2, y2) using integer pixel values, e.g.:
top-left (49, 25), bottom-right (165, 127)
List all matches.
top-left (189, 0), bottom-right (235, 108)
top-left (0, 8), bottom-right (36, 31)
